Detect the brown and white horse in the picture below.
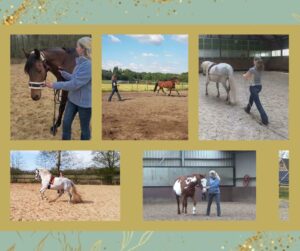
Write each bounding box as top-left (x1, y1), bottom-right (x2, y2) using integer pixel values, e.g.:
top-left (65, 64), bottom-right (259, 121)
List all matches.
top-left (173, 174), bottom-right (207, 215)
top-left (153, 77), bottom-right (180, 96)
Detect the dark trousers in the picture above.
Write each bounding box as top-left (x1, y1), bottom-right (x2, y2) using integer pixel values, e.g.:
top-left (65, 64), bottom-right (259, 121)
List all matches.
top-left (206, 193), bottom-right (221, 216)
top-left (108, 88), bottom-right (122, 101)
top-left (62, 100), bottom-right (91, 140)
top-left (247, 85), bottom-right (268, 124)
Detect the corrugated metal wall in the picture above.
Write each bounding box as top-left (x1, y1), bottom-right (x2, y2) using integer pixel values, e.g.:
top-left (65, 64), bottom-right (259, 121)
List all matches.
top-left (143, 151), bottom-right (235, 187)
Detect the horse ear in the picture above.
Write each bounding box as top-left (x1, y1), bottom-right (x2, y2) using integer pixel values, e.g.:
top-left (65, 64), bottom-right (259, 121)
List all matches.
top-left (34, 49), bottom-right (40, 59)
top-left (23, 49), bottom-right (30, 58)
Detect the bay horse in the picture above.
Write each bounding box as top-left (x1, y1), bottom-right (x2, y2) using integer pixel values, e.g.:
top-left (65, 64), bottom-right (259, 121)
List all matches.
top-left (153, 77), bottom-right (180, 96)
top-left (201, 61), bottom-right (237, 104)
top-left (173, 174), bottom-right (207, 215)
top-left (35, 168), bottom-right (82, 203)
top-left (23, 48), bottom-right (77, 135)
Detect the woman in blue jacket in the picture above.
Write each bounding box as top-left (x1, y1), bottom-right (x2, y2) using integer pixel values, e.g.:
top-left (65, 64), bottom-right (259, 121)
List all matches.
top-left (206, 170), bottom-right (221, 217)
top-left (46, 37), bottom-right (92, 140)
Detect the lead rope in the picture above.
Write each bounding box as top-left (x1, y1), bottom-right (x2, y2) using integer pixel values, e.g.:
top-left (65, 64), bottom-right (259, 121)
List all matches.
top-left (52, 89), bottom-right (61, 134)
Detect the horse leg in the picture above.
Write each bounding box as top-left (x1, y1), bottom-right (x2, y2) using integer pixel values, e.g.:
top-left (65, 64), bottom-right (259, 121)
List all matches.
top-left (176, 195), bottom-right (181, 214)
top-left (205, 79), bottom-right (209, 96)
top-left (192, 194), bottom-right (196, 215)
top-left (168, 88), bottom-right (172, 96)
top-left (216, 82), bottom-right (220, 98)
top-left (184, 197), bottom-right (188, 214)
top-left (161, 87), bottom-right (166, 95)
top-left (222, 81), bottom-right (230, 103)
top-left (66, 187), bottom-right (72, 203)
top-left (49, 190), bottom-right (64, 203)
top-left (40, 187), bottom-right (47, 200)
top-left (51, 90), bottom-right (68, 135)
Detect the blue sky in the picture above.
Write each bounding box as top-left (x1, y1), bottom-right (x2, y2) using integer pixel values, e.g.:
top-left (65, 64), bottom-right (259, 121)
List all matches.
top-left (102, 34), bottom-right (188, 74)
top-left (10, 151), bottom-right (94, 171)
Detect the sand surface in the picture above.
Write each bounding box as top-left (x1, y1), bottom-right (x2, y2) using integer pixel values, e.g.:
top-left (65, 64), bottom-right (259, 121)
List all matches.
top-left (199, 71), bottom-right (288, 140)
top-left (144, 201), bottom-right (256, 221)
top-left (102, 91), bottom-right (188, 140)
top-left (10, 184), bottom-right (120, 221)
top-left (11, 64), bottom-right (81, 140)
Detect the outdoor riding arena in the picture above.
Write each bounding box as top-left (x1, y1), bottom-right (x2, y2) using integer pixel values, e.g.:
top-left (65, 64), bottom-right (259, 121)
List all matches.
top-left (143, 151), bottom-right (256, 221)
top-left (102, 83), bottom-right (188, 140)
top-left (10, 64), bottom-right (81, 140)
top-left (199, 35), bottom-right (288, 140)
top-left (10, 183), bottom-right (120, 221)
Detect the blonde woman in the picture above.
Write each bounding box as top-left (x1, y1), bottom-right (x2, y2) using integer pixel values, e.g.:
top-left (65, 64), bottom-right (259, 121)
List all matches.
top-left (46, 37), bottom-right (92, 140)
top-left (243, 57), bottom-right (269, 125)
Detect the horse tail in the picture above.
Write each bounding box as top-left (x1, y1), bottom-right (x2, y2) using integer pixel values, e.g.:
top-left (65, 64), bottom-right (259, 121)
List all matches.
top-left (70, 182), bottom-right (83, 203)
top-left (153, 82), bottom-right (158, 92)
top-left (228, 73), bottom-right (237, 104)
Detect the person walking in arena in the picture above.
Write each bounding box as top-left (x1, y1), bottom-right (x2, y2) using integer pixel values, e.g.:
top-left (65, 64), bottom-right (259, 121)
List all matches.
top-left (243, 56), bottom-right (269, 125)
top-left (108, 74), bottom-right (122, 101)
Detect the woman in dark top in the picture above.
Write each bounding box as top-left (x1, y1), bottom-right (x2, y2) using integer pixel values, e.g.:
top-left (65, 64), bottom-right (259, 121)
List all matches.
top-left (108, 74), bottom-right (122, 101)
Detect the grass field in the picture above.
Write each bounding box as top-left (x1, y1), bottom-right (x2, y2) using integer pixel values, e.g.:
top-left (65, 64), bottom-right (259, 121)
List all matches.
top-left (279, 186), bottom-right (289, 199)
top-left (101, 80), bottom-right (188, 92)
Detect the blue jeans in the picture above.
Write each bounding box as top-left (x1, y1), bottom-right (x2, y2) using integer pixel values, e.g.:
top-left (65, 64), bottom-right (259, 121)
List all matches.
top-left (247, 85), bottom-right (269, 124)
top-left (62, 100), bottom-right (91, 140)
top-left (206, 193), bottom-right (221, 216)
top-left (108, 87), bottom-right (122, 101)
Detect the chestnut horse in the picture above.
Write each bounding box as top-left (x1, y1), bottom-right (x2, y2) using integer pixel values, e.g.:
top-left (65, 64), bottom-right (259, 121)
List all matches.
top-left (173, 174), bottom-right (207, 215)
top-left (153, 77), bottom-right (180, 96)
top-left (23, 48), bottom-right (77, 135)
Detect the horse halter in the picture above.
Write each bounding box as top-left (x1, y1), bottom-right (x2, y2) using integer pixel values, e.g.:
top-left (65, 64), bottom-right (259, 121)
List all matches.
top-left (28, 51), bottom-right (47, 89)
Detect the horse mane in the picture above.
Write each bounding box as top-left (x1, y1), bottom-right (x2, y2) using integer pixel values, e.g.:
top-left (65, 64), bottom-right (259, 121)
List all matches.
top-left (24, 47), bottom-right (77, 74)
top-left (62, 47), bottom-right (77, 55)
top-left (38, 168), bottom-right (51, 175)
top-left (24, 50), bottom-right (40, 74)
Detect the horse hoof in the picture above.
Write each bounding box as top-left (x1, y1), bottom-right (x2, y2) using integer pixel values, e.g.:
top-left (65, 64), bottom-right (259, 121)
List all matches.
top-left (50, 126), bottom-right (57, 136)
top-left (205, 93), bottom-right (208, 96)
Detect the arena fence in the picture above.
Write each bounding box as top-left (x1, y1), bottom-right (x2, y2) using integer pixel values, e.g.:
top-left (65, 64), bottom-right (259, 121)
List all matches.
top-left (11, 174), bottom-right (120, 185)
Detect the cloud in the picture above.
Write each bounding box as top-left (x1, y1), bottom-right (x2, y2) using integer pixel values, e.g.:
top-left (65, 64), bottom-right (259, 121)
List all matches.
top-left (127, 34), bottom-right (164, 45)
top-left (171, 34), bottom-right (188, 43)
top-left (108, 35), bottom-right (121, 43)
top-left (142, 52), bottom-right (156, 57)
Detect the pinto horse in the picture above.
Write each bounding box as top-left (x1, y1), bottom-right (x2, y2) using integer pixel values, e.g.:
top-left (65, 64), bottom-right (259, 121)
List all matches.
top-left (153, 77), bottom-right (180, 96)
top-left (23, 48), bottom-right (77, 135)
top-left (173, 174), bottom-right (207, 215)
top-left (201, 61), bottom-right (237, 104)
top-left (35, 168), bottom-right (82, 203)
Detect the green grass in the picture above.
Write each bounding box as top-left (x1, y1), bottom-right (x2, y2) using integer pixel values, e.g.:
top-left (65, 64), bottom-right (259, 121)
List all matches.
top-left (279, 186), bottom-right (289, 199)
top-left (101, 80), bottom-right (189, 92)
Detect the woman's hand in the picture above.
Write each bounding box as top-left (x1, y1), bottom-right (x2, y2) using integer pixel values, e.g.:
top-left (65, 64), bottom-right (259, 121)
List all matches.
top-left (243, 72), bottom-right (251, 80)
top-left (45, 81), bottom-right (54, 88)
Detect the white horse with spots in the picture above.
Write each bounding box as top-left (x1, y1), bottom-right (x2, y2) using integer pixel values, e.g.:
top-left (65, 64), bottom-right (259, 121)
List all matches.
top-left (173, 174), bottom-right (207, 215)
top-left (201, 60), bottom-right (237, 104)
top-left (35, 168), bottom-right (82, 203)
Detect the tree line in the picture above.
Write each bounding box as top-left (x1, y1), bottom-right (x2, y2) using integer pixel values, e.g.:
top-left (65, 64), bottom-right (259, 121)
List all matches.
top-left (10, 151), bottom-right (120, 176)
top-left (102, 66), bottom-right (188, 82)
top-left (10, 35), bottom-right (90, 59)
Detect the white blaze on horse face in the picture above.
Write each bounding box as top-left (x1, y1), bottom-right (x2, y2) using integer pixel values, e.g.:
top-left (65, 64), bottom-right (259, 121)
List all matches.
top-left (201, 178), bottom-right (207, 193)
top-left (185, 176), bottom-right (197, 185)
top-left (35, 169), bottom-right (40, 180)
top-left (173, 179), bottom-right (182, 196)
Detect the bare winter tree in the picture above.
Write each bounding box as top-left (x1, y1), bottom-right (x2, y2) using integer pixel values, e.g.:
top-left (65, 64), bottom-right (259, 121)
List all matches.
top-left (10, 151), bottom-right (25, 169)
top-left (36, 151), bottom-right (77, 172)
top-left (92, 151), bottom-right (120, 169)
